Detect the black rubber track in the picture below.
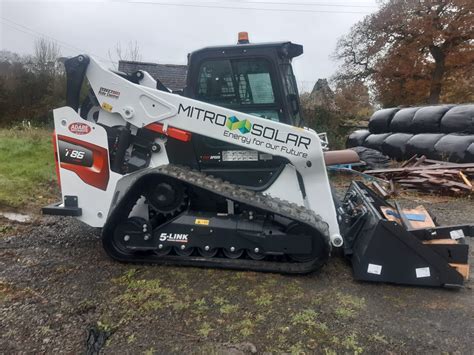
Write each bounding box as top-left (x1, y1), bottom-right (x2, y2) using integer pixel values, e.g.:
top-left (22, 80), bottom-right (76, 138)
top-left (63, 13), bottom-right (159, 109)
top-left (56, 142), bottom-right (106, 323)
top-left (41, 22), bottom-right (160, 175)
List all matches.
top-left (102, 164), bottom-right (331, 274)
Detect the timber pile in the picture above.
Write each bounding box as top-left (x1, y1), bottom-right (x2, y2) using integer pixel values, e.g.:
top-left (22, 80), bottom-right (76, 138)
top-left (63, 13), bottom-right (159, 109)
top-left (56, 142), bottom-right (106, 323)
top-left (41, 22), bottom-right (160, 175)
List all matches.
top-left (365, 155), bottom-right (474, 195)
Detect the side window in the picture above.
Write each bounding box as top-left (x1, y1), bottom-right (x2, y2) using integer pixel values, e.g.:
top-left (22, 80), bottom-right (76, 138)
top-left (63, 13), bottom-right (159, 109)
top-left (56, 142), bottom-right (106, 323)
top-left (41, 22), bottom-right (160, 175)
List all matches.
top-left (283, 64), bottom-right (297, 96)
top-left (233, 60), bottom-right (275, 105)
top-left (196, 60), bottom-right (238, 105)
top-left (282, 64), bottom-right (302, 125)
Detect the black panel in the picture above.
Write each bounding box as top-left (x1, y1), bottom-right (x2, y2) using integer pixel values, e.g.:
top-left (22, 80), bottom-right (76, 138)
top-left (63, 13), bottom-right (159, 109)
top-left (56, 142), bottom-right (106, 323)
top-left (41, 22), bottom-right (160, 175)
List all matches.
top-left (64, 55), bottom-right (90, 111)
top-left (58, 140), bottom-right (93, 167)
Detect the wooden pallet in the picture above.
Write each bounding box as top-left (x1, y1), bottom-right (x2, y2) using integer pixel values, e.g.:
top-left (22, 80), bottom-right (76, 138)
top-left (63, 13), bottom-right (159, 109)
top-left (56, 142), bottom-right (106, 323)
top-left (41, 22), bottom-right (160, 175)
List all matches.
top-left (365, 155), bottom-right (474, 196)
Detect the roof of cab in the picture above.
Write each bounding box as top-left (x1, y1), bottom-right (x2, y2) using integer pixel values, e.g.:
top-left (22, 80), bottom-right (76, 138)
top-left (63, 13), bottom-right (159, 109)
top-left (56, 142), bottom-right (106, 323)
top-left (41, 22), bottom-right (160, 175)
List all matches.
top-left (188, 41), bottom-right (303, 60)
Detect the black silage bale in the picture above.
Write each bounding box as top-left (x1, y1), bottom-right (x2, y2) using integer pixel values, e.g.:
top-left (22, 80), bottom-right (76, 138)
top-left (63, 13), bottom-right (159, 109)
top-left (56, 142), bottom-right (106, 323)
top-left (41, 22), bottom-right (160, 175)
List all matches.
top-left (368, 108), bottom-right (400, 134)
top-left (389, 107), bottom-right (420, 133)
top-left (363, 133), bottom-right (391, 151)
top-left (434, 134), bottom-right (474, 163)
top-left (405, 133), bottom-right (445, 159)
top-left (346, 129), bottom-right (371, 148)
top-left (381, 133), bottom-right (414, 160)
top-left (465, 143), bottom-right (474, 163)
top-left (440, 105), bottom-right (474, 134)
top-left (411, 105), bottom-right (452, 133)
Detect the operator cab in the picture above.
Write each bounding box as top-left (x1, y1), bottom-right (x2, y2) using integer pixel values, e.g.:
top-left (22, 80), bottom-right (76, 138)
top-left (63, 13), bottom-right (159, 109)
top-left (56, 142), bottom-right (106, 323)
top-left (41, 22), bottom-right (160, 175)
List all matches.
top-left (184, 32), bottom-right (304, 126)
top-left (167, 33), bottom-right (305, 190)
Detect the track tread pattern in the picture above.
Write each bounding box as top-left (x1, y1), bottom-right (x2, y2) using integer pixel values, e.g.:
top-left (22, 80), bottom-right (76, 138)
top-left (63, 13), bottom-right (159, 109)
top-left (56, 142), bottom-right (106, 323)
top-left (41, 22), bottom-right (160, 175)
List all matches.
top-left (102, 164), bottom-right (331, 274)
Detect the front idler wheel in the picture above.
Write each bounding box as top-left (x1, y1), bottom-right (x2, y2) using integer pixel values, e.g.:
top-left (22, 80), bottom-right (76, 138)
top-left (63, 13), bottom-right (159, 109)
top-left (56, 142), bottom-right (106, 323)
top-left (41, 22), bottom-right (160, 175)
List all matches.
top-left (286, 223), bottom-right (321, 263)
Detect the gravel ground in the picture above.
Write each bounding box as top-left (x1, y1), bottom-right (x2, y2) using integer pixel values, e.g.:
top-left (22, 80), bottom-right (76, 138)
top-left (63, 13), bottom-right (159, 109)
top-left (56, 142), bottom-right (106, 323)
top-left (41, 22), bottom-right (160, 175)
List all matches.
top-left (0, 187), bottom-right (473, 354)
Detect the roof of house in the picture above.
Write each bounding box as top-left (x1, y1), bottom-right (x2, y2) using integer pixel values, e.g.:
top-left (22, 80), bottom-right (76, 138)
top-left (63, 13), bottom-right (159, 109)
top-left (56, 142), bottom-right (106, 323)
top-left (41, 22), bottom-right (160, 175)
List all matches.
top-left (118, 60), bottom-right (188, 92)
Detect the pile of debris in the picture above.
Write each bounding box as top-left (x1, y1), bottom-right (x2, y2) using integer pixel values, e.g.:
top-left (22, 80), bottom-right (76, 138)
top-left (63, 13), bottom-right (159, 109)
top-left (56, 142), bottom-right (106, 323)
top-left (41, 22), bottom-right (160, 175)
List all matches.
top-left (365, 155), bottom-right (474, 196)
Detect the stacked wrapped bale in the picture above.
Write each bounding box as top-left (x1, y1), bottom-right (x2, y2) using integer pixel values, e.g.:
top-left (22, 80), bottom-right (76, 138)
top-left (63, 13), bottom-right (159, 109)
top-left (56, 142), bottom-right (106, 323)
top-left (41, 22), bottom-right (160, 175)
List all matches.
top-left (382, 133), bottom-right (414, 160)
top-left (346, 104), bottom-right (474, 163)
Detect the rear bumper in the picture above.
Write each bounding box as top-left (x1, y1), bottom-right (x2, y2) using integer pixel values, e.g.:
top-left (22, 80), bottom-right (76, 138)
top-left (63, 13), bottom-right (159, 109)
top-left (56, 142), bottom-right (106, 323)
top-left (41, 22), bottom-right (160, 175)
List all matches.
top-left (42, 195), bottom-right (82, 216)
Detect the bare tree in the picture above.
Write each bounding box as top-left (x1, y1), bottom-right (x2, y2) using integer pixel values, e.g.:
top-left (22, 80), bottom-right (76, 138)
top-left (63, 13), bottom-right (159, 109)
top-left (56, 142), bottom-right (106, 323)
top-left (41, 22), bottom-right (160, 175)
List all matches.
top-left (34, 38), bottom-right (61, 74)
top-left (108, 41), bottom-right (142, 67)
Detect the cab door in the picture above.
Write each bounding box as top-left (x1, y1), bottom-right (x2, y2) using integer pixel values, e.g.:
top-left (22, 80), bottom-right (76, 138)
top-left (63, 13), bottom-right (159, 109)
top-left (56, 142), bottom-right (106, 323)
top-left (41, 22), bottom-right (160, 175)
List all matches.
top-left (188, 57), bottom-right (290, 190)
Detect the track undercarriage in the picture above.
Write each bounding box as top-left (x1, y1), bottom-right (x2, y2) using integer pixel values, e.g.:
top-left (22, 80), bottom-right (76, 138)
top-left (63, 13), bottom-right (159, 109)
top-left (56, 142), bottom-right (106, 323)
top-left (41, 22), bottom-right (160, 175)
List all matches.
top-left (102, 165), bottom-right (331, 274)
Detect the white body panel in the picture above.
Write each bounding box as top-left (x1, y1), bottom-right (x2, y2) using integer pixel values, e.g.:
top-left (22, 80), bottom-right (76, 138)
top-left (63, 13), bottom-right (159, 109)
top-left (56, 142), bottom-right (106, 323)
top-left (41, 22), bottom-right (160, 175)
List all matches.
top-left (264, 164), bottom-right (305, 206)
top-left (54, 57), bottom-right (342, 246)
top-left (53, 107), bottom-right (122, 227)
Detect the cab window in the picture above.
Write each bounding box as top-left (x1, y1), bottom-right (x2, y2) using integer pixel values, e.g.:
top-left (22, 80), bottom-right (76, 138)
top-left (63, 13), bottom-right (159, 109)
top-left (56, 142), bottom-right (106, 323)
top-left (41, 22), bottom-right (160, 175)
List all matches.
top-left (282, 64), bottom-right (302, 125)
top-left (197, 60), bottom-right (237, 105)
top-left (196, 58), bottom-right (281, 121)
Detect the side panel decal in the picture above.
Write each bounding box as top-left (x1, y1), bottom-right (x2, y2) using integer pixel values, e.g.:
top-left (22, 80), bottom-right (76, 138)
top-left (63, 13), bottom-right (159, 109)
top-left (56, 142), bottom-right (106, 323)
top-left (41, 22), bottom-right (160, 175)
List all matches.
top-left (57, 134), bottom-right (110, 190)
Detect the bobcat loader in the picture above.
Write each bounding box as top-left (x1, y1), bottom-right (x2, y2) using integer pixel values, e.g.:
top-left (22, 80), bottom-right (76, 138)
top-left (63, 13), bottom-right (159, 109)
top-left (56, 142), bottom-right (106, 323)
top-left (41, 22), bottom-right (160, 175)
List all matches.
top-left (43, 33), bottom-right (471, 287)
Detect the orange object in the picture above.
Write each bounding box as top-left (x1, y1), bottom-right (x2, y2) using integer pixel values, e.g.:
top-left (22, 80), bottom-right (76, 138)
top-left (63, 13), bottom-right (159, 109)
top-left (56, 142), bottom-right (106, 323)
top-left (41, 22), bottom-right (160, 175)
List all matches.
top-left (423, 239), bottom-right (458, 245)
top-left (449, 263), bottom-right (470, 280)
top-left (52, 131), bottom-right (61, 188)
top-left (238, 31), bottom-right (249, 44)
top-left (323, 149), bottom-right (360, 166)
top-left (459, 171), bottom-right (472, 188)
top-left (146, 123), bottom-right (192, 142)
top-left (57, 135), bottom-right (110, 191)
top-left (381, 205), bottom-right (435, 229)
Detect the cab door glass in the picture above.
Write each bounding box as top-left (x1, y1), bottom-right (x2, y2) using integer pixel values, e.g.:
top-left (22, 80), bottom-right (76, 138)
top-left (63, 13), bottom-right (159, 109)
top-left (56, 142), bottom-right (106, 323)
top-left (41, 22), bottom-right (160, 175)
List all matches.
top-left (196, 60), bottom-right (237, 105)
top-left (196, 58), bottom-right (279, 110)
top-left (195, 58), bottom-right (283, 148)
top-left (232, 60), bottom-right (275, 105)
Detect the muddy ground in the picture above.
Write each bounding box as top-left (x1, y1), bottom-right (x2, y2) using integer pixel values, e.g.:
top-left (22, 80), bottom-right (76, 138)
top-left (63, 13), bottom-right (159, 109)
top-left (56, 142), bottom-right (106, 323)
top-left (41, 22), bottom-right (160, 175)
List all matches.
top-left (1, 185), bottom-right (473, 354)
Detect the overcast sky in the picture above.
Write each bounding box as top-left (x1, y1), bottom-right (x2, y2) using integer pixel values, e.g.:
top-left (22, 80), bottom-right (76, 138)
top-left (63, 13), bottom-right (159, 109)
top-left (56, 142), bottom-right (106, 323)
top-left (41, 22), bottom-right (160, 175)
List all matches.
top-left (1, 0), bottom-right (379, 92)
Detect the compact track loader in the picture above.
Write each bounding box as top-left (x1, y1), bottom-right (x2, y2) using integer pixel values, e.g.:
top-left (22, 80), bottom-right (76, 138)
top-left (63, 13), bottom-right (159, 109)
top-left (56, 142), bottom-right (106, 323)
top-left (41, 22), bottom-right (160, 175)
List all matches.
top-left (43, 33), bottom-right (471, 287)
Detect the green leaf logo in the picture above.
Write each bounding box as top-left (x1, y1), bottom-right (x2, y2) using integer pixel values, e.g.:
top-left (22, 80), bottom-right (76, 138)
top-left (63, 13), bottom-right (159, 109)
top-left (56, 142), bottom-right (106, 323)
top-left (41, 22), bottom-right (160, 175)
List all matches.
top-left (226, 116), bottom-right (252, 134)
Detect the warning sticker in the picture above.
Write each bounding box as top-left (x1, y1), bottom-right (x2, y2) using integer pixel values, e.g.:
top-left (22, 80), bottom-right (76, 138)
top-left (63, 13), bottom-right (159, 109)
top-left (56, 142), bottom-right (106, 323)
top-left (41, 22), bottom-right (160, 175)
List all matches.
top-left (416, 267), bottom-right (431, 278)
top-left (367, 263), bottom-right (382, 275)
top-left (450, 229), bottom-right (465, 240)
top-left (101, 102), bottom-right (113, 112)
top-left (195, 218), bottom-right (210, 226)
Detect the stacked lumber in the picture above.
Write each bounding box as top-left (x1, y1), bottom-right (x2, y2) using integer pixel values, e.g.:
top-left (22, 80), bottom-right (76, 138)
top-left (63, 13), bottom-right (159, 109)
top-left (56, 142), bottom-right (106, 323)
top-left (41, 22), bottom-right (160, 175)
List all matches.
top-left (365, 155), bottom-right (474, 195)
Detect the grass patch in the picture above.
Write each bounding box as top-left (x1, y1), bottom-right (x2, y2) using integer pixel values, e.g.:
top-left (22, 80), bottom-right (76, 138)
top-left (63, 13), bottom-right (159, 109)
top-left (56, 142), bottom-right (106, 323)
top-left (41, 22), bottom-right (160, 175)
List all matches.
top-left (0, 128), bottom-right (56, 208)
top-left (334, 292), bottom-right (366, 319)
top-left (292, 309), bottom-right (327, 330)
top-left (197, 322), bottom-right (213, 338)
top-left (338, 333), bottom-right (364, 354)
top-left (104, 268), bottom-right (390, 353)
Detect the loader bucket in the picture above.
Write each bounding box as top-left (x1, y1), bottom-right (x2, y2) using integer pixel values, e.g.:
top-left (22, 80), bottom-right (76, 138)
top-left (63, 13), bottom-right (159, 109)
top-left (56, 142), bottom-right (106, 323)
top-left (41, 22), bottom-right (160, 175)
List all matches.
top-left (341, 181), bottom-right (471, 288)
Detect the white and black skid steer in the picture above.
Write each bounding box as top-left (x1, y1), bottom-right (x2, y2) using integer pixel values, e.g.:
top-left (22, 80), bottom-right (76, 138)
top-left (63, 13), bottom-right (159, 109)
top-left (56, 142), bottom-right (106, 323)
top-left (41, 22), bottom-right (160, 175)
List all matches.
top-left (43, 34), bottom-right (472, 287)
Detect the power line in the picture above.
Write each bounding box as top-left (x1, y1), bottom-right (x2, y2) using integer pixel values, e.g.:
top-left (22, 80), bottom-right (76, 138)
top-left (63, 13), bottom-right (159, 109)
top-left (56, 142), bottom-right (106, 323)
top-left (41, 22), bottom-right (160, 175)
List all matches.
top-left (193, 1), bottom-right (377, 8)
top-left (1, 17), bottom-right (115, 63)
top-left (118, 0), bottom-right (372, 14)
top-left (1, 19), bottom-right (83, 54)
